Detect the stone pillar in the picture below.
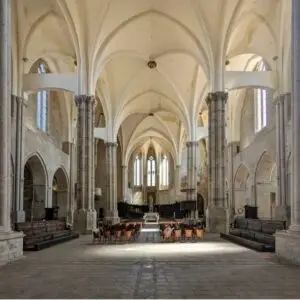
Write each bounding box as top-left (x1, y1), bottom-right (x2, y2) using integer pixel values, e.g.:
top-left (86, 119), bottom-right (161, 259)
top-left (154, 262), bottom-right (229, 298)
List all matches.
top-left (62, 141), bottom-right (75, 224)
top-left (227, 142), bottom-right (239, 221)
top-left (0, 0), bottom-right (24, 265)
top-left (275, 94), bottom-right (289, 220)
top-left (73, 95), bottom-right (97, 233)
top-left (174, 165), bottom-right (181, 197)
top-left (276, 0), bottom-right (300, 264)
top-left (12, 96), bottom-right (25, 223)
top-left (186, 141), bottom-right (198, 218)
top-left (205, 92), bottom-right (228, 233)
top-left (122, 165), bottom-right (128, 202)
top-left (186, 142), bottom-right (198, 201)
top-left (104, 142), bottom-right (120, 224)
top-left (143, 152), bottom-right (147, 203)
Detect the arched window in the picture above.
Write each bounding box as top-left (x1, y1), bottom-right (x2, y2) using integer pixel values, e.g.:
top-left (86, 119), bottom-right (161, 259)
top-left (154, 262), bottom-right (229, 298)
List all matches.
top-left (147, 156), bottom-right (156, 186)
top-left (255, 60), bottom-right (267, 132)
top-left (36, 62), bottom-right (48, 132)
top-left (134, 156), bottom-right (142, 186)
top-left (160, 155), bottom-right (169, 186)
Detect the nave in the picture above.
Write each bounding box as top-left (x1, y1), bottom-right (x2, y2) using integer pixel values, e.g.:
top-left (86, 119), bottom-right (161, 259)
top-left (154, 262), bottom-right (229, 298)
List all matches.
top-left (0, 235), bottom-right (300, 299)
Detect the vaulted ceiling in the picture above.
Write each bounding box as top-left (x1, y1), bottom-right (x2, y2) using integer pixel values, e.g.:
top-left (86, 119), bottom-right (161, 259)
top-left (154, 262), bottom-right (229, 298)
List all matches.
top-left (14, 0), bottom-right (288, 164)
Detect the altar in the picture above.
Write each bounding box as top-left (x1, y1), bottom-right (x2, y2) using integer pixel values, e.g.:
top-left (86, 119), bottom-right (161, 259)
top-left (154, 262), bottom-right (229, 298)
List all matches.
top-left (143, 212), bottom-right (160, 224)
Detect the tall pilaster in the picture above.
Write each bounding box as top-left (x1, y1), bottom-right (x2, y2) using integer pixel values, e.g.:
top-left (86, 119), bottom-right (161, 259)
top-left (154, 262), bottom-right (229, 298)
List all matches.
top-left (73, 95), bottom-right (97, 233)
top-left (276, 0), bottom-right (300, 264)
top-left (275, 94), bottom-right (289, 221)
top-left (0, 0), bottom-right (12, 232)
top-left (186, 142), bottom-right (198, 201)
top-left (206, 91), bottom-right (228, 233)
top-left (12, 96), bottom-right (25, 223)
top-left (105, 142), bottom-right (119, 224)
top-left (174, 165), bottom-right (181, 197)
top-left (0, 0), bottom-right (24, 265)
top-left (227, 141), bottom-right (240, 221)
top-left (122, 165), bottom-right (128, 202)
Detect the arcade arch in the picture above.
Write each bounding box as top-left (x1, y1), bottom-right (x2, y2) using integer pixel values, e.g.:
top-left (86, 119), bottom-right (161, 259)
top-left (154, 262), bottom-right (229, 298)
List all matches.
top-left (52, 168), bottom-right (69, 220)
top-left (255, 152), bottom-right (276, 219)
top-left (23, 154), bottom-right (47, 221)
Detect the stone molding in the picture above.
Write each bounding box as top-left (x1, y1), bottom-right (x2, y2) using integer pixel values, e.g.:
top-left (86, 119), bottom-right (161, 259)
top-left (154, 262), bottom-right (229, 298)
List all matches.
top-left (74, 95), bottom-right (95, 106)
top-left (105, 142), bottom-right (118, 148)
top-left (205, 91), bottom-right (228, 104)
top-left (186, 141), bottom-right (199, 147)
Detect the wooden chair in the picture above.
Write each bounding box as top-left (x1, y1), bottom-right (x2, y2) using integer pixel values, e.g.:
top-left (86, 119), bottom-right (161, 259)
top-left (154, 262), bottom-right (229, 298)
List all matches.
top-left (173, 229), bottom-right (182, 242)
top-left (124, 230), bottom-right (133, 242)
top-left (184, 229), bottom-right (193, 241)
top-left (92, 230), bottom-right (101, 243)
top-left (194, 228), bottom-right (204, 240)
top-left (163, 229), bottom-right (173, 241)
top-left (114, 230), bottom-right (122, 243)
top-left (104, 230), bottom-right (111, 243)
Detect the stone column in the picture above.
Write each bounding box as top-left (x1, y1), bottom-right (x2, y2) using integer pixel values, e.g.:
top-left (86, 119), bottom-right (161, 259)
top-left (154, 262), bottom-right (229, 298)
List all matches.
top-left (0, 0), bottom-right (12, 232)
top-left (276, 0), bottom-right (300, 263)
top-left (122, 165), bottom-right (128, 202)
top-left (62, 141), bottom-right (75, 224)
top-left (227, 142), bottom-right (239, 221)
top-left (275, 94), bottom-right (289, 220)
top-left (174, 165), bottom-right (181, 198)
top-left (104, 142), bottom-right (120, 224)
top-left (205, 92), bottom-right (228, 233)
top-left (143, 152), bottom-right (147, 203)
top-left (73, 95), bottom-right (97, 233)
top-left (186, 141), bottom-right (198, 218)
top-left (12, 96), bottom-right (25, 223)
top-left (0, 0), bottom-right (24, 265)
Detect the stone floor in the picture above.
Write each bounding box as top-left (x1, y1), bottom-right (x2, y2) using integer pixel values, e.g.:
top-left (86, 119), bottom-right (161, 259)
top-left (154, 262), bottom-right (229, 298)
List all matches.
top-left (1, 234), bottom-right (300, 298)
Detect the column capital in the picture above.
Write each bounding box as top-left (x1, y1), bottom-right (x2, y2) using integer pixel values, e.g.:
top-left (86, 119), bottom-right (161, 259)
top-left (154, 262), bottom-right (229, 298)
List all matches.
top-left (74, 95), bottom-right (95, 107)
top-left (121, 165), bottom-right (127, 169)
top-left (275, 93), bottom-right (291, 105)
top-left (105, 142), bottom-right (118, 148)
top-left (206, 91), bottom-right (228, 105)
top-left (176, 164), bottom-right (181, 168)
top-left (186, 141), bottom-right (199, 147)
top-left (11, 95), bottom-right (25, 105)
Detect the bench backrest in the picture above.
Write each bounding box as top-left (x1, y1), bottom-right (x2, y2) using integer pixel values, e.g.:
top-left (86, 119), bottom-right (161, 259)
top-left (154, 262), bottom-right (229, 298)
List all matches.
top-left (234, 217), bottom-right (286, 234)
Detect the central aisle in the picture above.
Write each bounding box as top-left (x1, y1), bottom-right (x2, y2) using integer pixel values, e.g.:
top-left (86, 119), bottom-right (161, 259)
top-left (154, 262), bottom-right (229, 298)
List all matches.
top-left (0, 235), bottom-right (300, 298)
top-left (137, 223), bottom-right (161, 243)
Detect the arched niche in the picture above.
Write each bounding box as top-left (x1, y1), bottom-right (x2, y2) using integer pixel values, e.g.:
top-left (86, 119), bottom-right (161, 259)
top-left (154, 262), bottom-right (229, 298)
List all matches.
top-left (234, 164), bottom-right (251, 216)
top-left (52, 168), bottom-right (69, 220)
top-left (23, 155), bottom-right (47, 221)
top-left (255, 152), bottom-right (276, 219)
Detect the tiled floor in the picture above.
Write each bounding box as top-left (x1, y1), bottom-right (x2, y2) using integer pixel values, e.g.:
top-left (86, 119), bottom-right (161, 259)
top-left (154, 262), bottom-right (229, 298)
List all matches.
top-left (1, 234), bottom-right (300, 298)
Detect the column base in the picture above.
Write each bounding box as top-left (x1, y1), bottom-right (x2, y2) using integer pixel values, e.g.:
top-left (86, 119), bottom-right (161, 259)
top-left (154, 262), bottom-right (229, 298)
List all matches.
top-left (275, 205), bottom-right (290, 222)
top-left (14, 210), bottom-right (25, 223)
top-left (66, 210), bottom-right (73, 225)
top-left (73, 209), bottom-right (97, 234)
top-left (104, 210), bottom-right (120, 225)
top-left (0, 231), bottom-right (24, 266)
top-left (205, 206), bottom-right (229, 233)
top-left (275, 229), bottom-right (300, 265)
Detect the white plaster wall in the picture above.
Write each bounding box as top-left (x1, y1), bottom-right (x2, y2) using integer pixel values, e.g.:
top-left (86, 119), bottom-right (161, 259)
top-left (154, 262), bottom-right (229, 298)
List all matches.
top-left (232, 87), bottom-right (277, 219)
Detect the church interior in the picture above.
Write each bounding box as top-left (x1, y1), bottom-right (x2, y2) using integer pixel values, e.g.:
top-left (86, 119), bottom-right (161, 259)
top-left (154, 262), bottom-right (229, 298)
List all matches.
top-left (2, 0), bottom-right (300, 298)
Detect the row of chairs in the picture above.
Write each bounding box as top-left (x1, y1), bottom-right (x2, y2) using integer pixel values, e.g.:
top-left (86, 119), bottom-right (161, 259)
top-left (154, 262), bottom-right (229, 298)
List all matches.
top-left (161, 227), bottom-right (204, 241)
top-left (93, 223), bottom-right (141, 243)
